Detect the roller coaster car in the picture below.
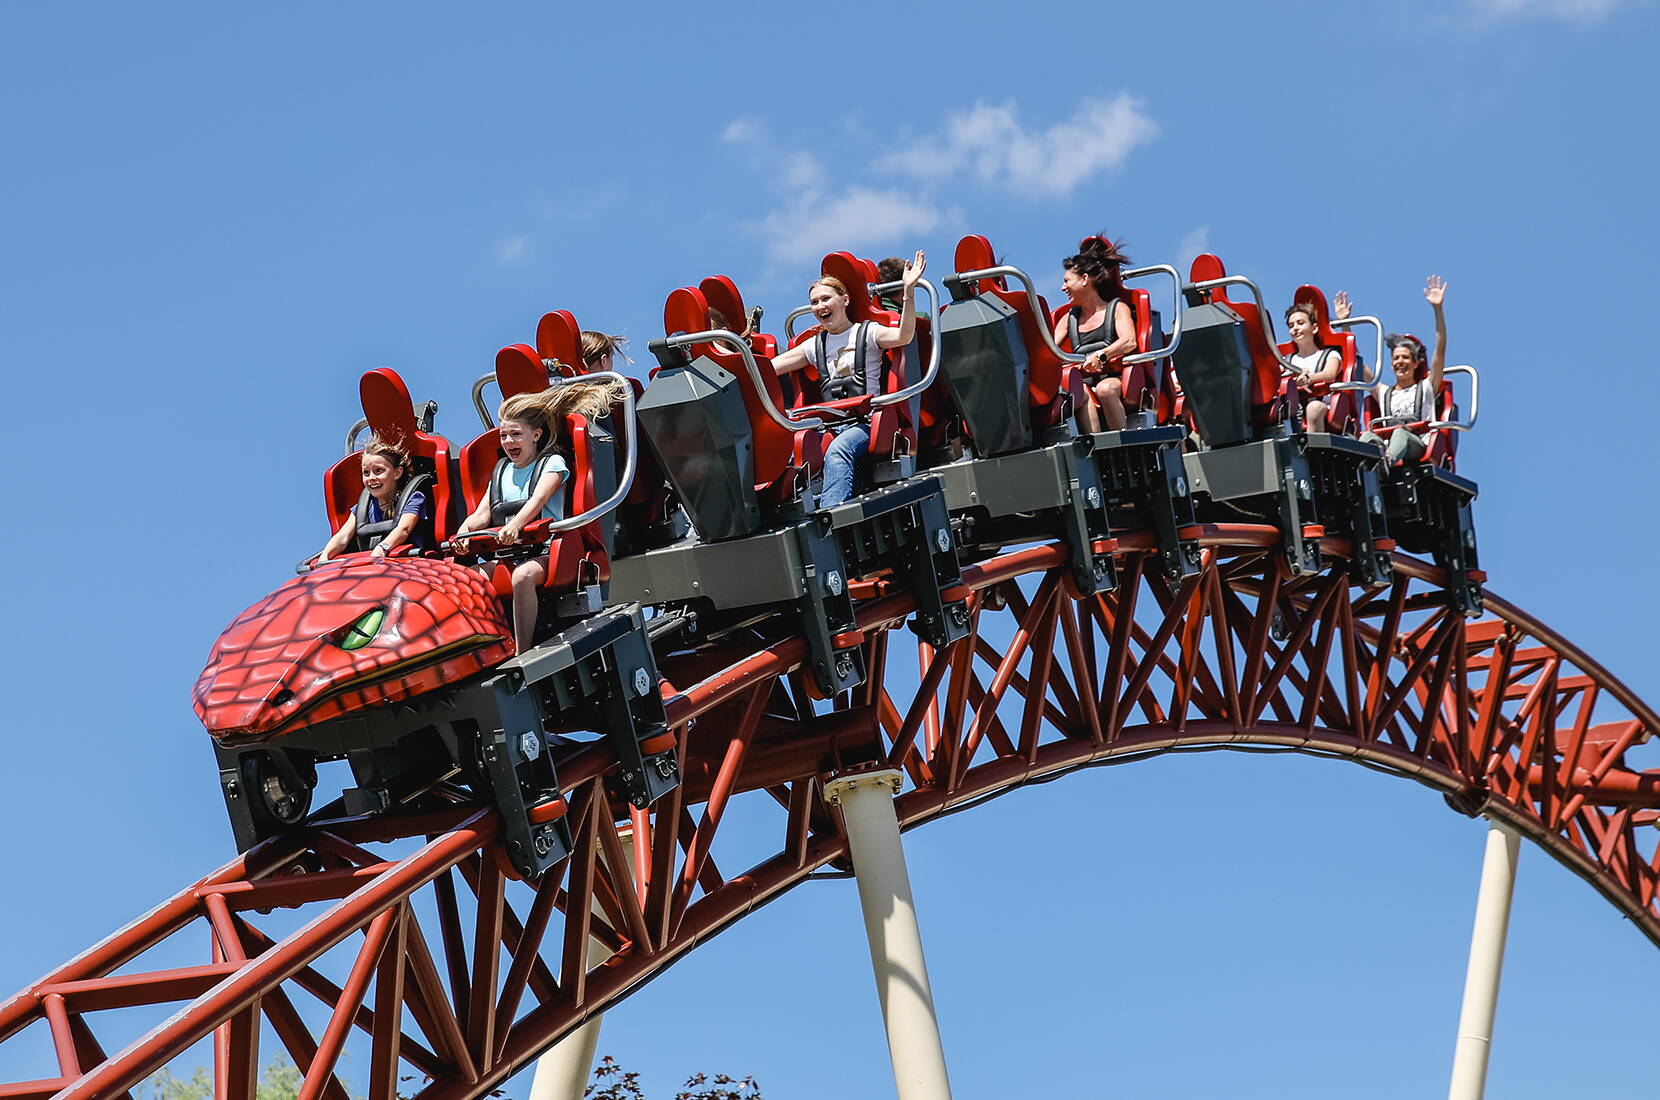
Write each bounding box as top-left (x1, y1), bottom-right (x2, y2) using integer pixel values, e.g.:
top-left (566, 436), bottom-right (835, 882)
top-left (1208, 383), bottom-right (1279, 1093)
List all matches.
top-left (194, 366), bottom-right (675, 880)
top-left (614, 280), bottom-right (967, 697)
top-left (1362, 358), bottom-right (1484, 614)
top-left (929, 234), bottom-right (1199, 588)
top-left (1174, 254), bottom-right (1394, 587)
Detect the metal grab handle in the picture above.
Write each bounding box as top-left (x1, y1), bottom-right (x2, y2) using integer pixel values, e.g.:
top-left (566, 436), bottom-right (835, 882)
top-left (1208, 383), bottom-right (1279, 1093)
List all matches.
top-left (539, 370), bottom-right (639, 533)
top-left (862, 277), bottom-right (942, 408)
top-left (344, 418), bottom-right (370, 457)
top-left (950, 264), bottom-right (1084, 365)
top-left (1187, 274), bottom-right (1301, 377)
top-left (1328, 315), bottom-right (1384, 392)
top-left (1119, 263), bottom-right (1186, 365)
top-left (663, 328), bottom-right (830, 432)
top-left (1429, 364), bottom-right (1479, 432)
top-left (472, 373), bottom-right (498, 428)
top-left (784, 304), bottom-right (814, 343)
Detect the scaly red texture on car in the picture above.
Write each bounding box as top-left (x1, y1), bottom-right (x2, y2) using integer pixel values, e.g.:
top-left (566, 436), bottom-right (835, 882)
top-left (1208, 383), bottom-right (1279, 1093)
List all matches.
top-left (193, 555), bottom-right (513, 744)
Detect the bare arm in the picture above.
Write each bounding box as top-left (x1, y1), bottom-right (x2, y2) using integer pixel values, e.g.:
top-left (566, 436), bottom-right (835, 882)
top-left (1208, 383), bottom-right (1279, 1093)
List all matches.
top-left (373, 511), bottom-right (420, 556)
top-left (455, 496), bottom-right (492, 537)
top-left (1310, 347), bottom-right (1343, 386)
top-left (772, 341), bottom-right (812, 375)
top-left (873, 250), bottom-right (925, 350)
top-left (1425, 275), bottom-right (1447, 393)
top-left (499, 467), bottom-right (566, 545)
top-left (317, 514), bottom-right (357, 563)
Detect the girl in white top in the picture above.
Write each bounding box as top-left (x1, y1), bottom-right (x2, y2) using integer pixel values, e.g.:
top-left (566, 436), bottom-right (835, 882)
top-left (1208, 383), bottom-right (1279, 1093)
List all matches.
top-left (1336, 276), bottom-right (1449, 464)
top-left (454, 378), bottom-right (628, 651)
top-left (1284, 300), bottom-right (1344, 433)
top-left (771, 251), bottom-right (926, 508)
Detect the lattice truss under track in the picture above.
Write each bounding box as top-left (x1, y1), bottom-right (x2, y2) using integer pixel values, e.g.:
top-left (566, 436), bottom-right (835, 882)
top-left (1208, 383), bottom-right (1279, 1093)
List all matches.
top-left (2, 529), bottom-right (1654, 1100)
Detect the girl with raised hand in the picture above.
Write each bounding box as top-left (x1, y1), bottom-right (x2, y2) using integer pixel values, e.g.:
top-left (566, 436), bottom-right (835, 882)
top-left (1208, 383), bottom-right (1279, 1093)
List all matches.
top-left (1338, 276), bottom-right (1450, 463)
top-left (1055, 235), bottom-right (1137, 433)
top-left (454, 377), bottom-right (629, 651)
top-left (771, 249), bottom-right (926, 508)
top-left (316, 436), bottom-right (429, 563)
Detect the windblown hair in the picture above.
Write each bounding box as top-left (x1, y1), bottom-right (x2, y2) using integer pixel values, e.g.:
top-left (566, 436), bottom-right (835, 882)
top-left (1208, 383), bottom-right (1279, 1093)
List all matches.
top-left (580, 330), bottom-right (629, 367)
top-left (1386, 333), bottom-right (1427, 366)
top-left (497, 377), bottom-right (631, 456)
top-left (362, 434), bottom-right (411, 474)
top-left (1063, 234), bottom-right (1130, 300)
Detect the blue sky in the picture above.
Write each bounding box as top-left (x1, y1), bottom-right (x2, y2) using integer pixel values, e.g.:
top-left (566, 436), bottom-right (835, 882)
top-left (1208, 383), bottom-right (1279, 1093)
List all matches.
top-left (3, 1), bottom-right (1658, 1096)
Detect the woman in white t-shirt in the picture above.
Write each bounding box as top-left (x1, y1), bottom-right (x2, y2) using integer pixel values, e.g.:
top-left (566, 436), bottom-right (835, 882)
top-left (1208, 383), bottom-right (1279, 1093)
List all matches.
top-left (1338, 276), bottom-right (1449, 463)
top-left (1284, 299), bottom-right (1344, 433)
top-left (772, 250), bottom-right (926, 507)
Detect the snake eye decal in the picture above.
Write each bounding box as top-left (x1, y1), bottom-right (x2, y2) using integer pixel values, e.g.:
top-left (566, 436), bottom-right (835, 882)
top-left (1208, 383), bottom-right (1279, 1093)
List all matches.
top-left (336, 608), bottom-right (386, 651)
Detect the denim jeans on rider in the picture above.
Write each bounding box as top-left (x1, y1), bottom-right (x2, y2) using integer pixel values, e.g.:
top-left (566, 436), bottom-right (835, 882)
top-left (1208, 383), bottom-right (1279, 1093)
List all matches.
top-left (818, 423), bottom-right (871, 509)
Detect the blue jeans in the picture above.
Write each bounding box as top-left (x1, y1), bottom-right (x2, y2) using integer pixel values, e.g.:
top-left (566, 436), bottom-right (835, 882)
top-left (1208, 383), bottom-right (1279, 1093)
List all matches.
top-left (819, 423), bottom-right (870, 508)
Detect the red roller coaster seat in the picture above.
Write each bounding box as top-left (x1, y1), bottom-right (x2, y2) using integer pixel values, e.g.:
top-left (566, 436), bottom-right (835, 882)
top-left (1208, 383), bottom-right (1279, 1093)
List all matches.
top-left (456, 344), bottom-right (611, 595)
top-left (322, 367), bottom-right (460, 545)
top-left (664, 284), bottom-right (826, 506)
top-left (1277, 284), bottom-right (1361, 436)
top-left (1361, 345), bottom-right (1461, 471)
top-left (1188, 253), bottom-right (1295, 433)
top-left (536, 310), bottom-right (583, 377)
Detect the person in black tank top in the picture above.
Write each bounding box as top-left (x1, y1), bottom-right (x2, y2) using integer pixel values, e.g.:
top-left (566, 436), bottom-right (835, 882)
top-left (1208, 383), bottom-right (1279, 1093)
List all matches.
top-left (1053, 235), bottom-right (1136, 432)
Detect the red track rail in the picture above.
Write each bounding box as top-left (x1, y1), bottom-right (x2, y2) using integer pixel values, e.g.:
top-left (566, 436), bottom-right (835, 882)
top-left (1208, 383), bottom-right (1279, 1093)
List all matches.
top-left (2, 526), bottom-right (1655, 1099)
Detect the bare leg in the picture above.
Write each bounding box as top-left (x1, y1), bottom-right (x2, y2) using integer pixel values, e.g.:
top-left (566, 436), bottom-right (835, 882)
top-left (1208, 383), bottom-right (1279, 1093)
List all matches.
top-left (1077, 389), bottom-right (1101, 433)
top-left (1305, 398), bottom-right (1328, 433)
top-left (1095, 378), bottom-right (1126, 431)
top-left (510, 556), bottom-right (549, 652)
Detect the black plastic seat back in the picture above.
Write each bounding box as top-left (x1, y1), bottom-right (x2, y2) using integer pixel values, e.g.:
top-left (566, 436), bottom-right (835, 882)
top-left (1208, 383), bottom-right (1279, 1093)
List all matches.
top-left (638, 344), bottom-right (760, 541)
top-left (937, 292), bottom-right (1031, 456)
top-left (1171, 301), bottom-right (1255, 447)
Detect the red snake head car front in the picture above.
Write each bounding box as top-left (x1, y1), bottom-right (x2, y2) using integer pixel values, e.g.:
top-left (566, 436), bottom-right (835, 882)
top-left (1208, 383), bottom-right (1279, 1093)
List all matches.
top-left (193, 555), bottom-right (513, 744)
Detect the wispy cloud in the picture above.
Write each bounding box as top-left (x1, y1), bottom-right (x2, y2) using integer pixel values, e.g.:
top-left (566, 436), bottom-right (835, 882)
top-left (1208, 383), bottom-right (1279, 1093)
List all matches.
top-left (736, 95), bottom-right (1155, 276)
top-left (879, 96), bottom-right (1157, 199)
top-left (1468, 0), bottom-right (1623, 20)
top-left (759, 187), bottom-right (946, 265)
top-left (493, 234), bottom-right (531, 264)
top-left (722, 116), bottom-right (762, 144)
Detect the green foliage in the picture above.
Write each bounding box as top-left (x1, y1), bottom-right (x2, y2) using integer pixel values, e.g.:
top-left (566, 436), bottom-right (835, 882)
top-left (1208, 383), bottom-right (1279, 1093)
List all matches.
top-left (140, 1066), bottom-right (211, 1100)
top-left (255, 1060), bottom-right (303, 1100)
top-left (586, 1056), bottom-right (763, 1100)
top-left (141, 1059), bottom-right (302, 1100)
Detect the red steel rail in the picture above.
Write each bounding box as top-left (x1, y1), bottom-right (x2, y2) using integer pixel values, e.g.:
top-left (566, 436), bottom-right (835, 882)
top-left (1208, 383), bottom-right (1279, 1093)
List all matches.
top-left (1, 526), bottom-right (1654, 1099)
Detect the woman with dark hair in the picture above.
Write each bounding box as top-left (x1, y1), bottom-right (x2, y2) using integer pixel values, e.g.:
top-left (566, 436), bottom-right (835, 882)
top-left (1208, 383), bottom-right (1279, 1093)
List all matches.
top-left (1284, 299), bottom-right (1343, 433)
top-left (1336, 277), bottom-right (1449, 463)
top-left (1054, 235), bottom-right (1137, 432)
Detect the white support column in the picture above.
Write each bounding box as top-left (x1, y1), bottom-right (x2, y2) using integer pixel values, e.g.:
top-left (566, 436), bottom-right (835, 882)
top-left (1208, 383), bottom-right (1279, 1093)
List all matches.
top-left (1447, 819), bottom-right (1522, 1100)
top-left (530, 830), bottom-right (634, 1100)
top-left (824, 769), bottom-right (953, 1100)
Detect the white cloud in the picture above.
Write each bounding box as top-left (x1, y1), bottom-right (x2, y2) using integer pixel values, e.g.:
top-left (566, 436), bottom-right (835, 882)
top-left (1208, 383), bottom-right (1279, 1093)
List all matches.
top-left (758, 187), bottom-right (945, 265)
top-left (722, 116), bottom-right (762, 144)
top-left (779, 151), bottom-right (823, 191)
top-left (1469, 0), bottom-right (1622, 19)
top-left (1176, 226), bottom-right (1210, 272)
top-left (879, 95), bottom-right (1157, 198)
top-left (493, 235), bottom-right (530, 264)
